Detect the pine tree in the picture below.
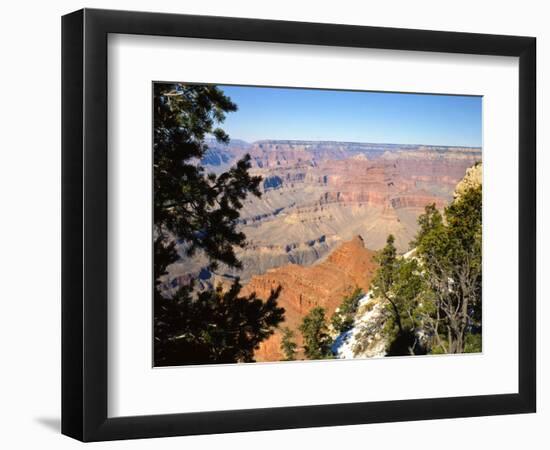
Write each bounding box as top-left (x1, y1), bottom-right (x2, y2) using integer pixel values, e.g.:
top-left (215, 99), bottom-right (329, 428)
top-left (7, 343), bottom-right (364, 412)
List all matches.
top-left (280, 327), bottom-right (297, 361)
top-left (299, 307), bottom-right (332, 360)
top-left (372, 235), bottom-right (402, 334)
top-left (331, 287), bottom-right (364, 334)
top-left (153, 83), bottom-right (262, 270)
top-left (153, 83), bottom-right (284, 366)
top-left (414, 183), bottom-right (482, 354)
top-left (371, 235), bottom-right (427, 355)
top-left (155, 280), bottom-right (284, 365)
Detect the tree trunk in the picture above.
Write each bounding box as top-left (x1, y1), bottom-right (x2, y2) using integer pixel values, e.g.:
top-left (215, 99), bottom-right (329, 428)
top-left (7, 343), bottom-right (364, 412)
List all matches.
top-left (387, 297), bottom-right (403, 333)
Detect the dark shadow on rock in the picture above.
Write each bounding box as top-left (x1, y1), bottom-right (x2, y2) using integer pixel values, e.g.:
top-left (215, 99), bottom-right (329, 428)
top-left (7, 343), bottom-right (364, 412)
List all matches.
top-left (35, 417), bottom-right (61, 433)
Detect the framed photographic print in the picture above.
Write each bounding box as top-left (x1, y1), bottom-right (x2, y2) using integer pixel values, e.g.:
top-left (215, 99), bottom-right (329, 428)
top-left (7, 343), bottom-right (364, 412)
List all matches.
top-left (62, 8), bottom-right (536, 442)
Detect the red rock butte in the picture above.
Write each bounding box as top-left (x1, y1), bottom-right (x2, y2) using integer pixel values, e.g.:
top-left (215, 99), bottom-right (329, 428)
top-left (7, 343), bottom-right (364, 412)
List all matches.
top-left (241, 235), bottom-right (377, 361)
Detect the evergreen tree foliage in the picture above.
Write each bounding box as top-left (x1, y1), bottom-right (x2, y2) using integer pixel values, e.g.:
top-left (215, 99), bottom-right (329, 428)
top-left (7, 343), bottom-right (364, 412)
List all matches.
top-left (153, 83), bottom-right (262, 270)
top-left (371, 182), bottom-right (482, 356)
top-left (372, 235), bottom-right (400, 329)
top-left (371, 235), bottom-right (428, 355)
top-left (153, 83), bottom-right (284, 366)
top-left (299, 307), bottom-right (333, 360)
top-left (155, 280), bottom-right (284, 366)
top-left (413, 184), bottom-right (482, 354)
top-left (280, 327), bottom-right (297, 361)
top-left (331, 287), bottom-right (364, 334)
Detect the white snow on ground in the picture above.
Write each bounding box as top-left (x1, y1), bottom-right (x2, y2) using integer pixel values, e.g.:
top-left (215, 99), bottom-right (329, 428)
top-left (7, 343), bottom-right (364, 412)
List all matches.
top-left (331, 249), bottom-right (418, 359)
top-left (331, 292), bottom-right (387, 359)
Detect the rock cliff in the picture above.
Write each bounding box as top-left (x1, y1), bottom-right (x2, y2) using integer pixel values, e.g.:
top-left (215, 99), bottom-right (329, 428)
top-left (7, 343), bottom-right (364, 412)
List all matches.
top-left (166, 140), bottom-right (481, 298)
top-left (241, 236), bottom-right (377, 361)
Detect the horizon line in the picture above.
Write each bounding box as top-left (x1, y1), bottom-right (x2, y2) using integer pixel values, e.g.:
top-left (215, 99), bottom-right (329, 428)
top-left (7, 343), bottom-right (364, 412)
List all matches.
top-left (209, 137), bottom-right (482, 150)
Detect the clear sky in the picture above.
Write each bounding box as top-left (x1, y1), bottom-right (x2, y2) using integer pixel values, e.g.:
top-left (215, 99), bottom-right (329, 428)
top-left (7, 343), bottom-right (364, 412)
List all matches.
top-left (218, 85), bottom-right (482, 147)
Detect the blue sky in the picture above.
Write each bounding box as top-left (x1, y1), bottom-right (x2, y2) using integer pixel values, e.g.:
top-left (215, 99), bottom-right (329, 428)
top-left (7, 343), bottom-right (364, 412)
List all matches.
top-left (218, 85), bottom-right (482, 147)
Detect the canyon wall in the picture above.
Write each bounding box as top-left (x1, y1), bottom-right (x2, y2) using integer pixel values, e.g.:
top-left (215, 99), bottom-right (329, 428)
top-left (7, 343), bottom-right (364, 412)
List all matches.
top-left (241, 236), bottom-right (377, 361)
top-left (160, 140), bottom-right (481, 362)
top-left (164, 139), bottom-right (480, 302)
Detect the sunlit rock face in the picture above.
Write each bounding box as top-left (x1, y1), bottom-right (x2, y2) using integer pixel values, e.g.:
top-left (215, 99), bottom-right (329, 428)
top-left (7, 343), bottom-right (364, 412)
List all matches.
top-left (241, 236), bottom-right (378, 361)
top-left (166, 140), bottom-right (480, 291)
top-left (453, 162), bottom-right (482, 200)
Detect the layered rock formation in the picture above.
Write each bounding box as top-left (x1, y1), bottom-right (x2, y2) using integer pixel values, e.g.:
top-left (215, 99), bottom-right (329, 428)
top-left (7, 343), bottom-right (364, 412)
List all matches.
top-left (202, 139), bottom-right (481, 170)
top-left (222, 143), bottom-right (479, 282)
top-left (159, 140), bottom-right (483, 363)
top-left (166, 139), bottom-right (480, 299)
top-left (241, 236), bottom-right (377, 361)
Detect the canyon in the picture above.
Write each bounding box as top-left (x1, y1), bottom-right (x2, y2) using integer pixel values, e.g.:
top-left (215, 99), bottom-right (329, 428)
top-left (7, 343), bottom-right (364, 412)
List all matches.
top-left (166, 139), bottom-right (481, 285)
top-left (161, 139), bottom-right (481, 361)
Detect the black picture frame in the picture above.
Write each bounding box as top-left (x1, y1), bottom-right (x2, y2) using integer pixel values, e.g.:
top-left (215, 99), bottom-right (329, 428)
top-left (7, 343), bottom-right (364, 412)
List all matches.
top-left (62, 8), bottom-right (536, 442)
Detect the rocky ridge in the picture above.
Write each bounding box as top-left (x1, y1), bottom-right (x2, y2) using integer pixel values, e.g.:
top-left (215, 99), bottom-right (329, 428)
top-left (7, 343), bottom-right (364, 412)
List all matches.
top-left (241, 236), bottom-right (377, 361)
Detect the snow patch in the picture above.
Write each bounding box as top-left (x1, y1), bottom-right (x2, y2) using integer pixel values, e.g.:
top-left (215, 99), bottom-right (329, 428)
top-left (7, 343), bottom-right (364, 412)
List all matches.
top-left (331, 292), bottom-right (387, 359)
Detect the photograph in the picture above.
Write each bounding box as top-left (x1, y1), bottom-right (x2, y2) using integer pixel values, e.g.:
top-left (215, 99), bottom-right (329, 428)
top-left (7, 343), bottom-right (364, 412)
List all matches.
top-left (153, 82), bottom-right (483, 366)
top-left (0, 1), bottom-right (542, 446)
